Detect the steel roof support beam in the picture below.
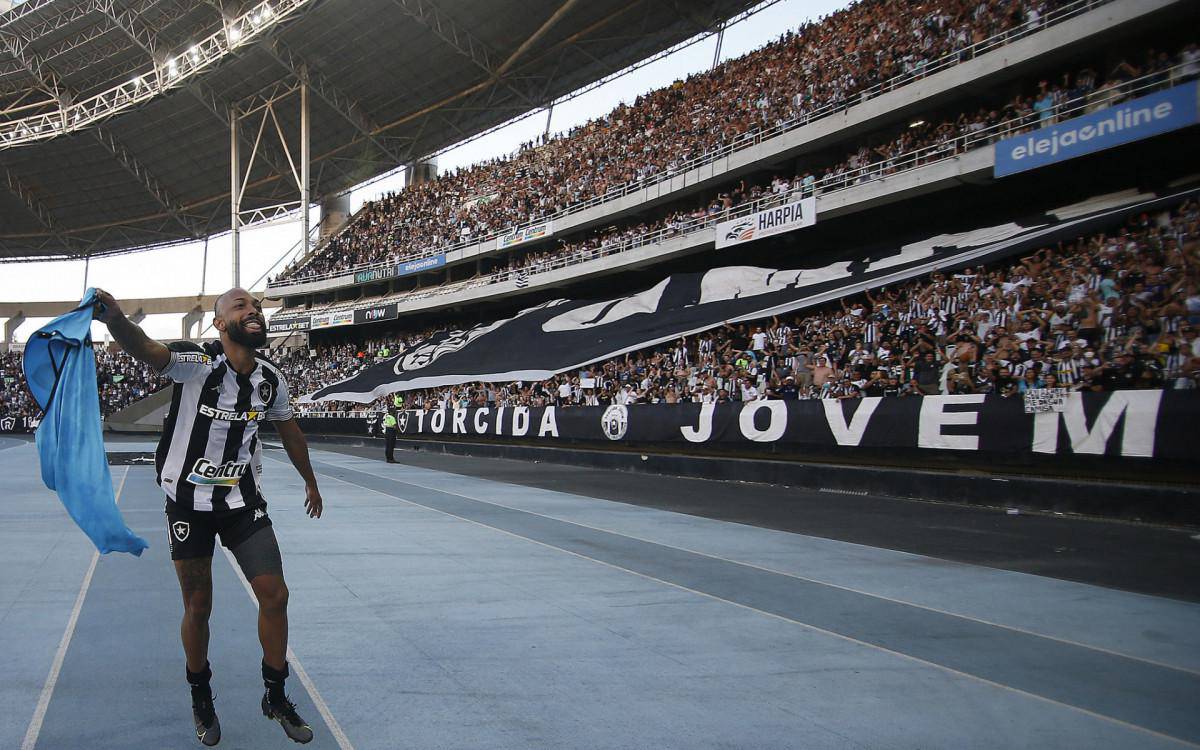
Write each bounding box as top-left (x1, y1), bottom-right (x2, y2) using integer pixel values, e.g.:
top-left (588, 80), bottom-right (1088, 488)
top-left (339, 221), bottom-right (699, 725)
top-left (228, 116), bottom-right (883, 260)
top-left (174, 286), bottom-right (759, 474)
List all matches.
top-left (388, 0), bottom-right (538, 110)
top-left (34, 0), bottom-right (163, 79)
top-left (188, 80), bottom-right (293, 186)
top-left (265, 38), bottom-right (407, 167)
top-left (0, 31), bottom-right (69, 105)
top-left (231, 77), bottom-right (312, 281)
top-left (2, 1), bottom-right (98, 42)
top-left (1, 166), bottom-right (75, 251)
top-left (92, 125), bottom-right (202, 238)
top-left (94, 0), bottom-right (158, 62)
top-left (38, 23), bottom-right (121, 70)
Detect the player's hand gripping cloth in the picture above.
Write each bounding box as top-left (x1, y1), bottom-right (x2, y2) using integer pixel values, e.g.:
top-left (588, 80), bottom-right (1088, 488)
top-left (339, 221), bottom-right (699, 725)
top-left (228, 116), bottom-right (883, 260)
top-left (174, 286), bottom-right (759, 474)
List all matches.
top-left (22, 288), bottom-right (149, 556)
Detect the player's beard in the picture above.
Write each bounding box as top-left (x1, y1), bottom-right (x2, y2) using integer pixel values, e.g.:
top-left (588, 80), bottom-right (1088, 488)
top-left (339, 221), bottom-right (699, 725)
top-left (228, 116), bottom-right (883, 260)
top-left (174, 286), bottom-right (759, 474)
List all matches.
top-left (227, 318), bottom-right (267, 348)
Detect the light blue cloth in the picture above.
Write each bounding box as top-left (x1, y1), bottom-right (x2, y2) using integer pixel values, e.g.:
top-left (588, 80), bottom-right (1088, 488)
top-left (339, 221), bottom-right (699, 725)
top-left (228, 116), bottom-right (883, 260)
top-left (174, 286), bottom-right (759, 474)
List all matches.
top-left (23, 288), bottom-right (148, 556)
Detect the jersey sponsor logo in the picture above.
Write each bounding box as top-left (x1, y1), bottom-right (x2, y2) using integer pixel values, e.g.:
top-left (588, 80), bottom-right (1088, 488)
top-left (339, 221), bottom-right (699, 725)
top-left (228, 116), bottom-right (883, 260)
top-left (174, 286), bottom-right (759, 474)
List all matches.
top-left (176, 353), bottom-right (211, 364)
top-left (172, 521), bottom-right (190, 542)
top-left (187, 458), bottom-right (249, 486)
top-left (199, 404), bottom-right (265, 421)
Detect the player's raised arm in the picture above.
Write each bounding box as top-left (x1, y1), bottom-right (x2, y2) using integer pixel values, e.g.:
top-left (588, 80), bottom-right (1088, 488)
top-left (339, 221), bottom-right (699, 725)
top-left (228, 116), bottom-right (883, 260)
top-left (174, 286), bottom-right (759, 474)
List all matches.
top-left (92, 288), bottom-right (171, 372)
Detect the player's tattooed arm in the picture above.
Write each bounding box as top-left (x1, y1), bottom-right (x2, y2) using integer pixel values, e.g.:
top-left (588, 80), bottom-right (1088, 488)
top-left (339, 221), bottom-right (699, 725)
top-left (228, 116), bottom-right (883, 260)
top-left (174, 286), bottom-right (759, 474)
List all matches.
top-left (93, 289), bottom-right (171, 371)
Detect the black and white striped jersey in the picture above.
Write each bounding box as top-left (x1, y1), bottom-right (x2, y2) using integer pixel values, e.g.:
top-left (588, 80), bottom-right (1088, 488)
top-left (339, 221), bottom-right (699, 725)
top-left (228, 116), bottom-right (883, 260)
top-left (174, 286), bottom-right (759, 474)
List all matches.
top-left (154, 341), bottom-right (293, 512)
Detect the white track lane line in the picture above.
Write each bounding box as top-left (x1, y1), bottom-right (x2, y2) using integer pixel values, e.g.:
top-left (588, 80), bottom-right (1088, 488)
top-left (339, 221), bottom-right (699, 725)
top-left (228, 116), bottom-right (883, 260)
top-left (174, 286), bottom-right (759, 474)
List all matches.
top-left (218, 543), bottom-right (356, 750)
top-left (21, 466), bottom-right (130, 750)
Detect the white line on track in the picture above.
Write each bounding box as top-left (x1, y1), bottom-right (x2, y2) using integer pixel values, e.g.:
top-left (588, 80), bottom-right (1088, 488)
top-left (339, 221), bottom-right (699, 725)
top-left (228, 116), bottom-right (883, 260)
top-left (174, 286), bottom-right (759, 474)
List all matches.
top-left (21, 466), bottom-right (130, 750)
top-left (217, 544), bottom-right (356, 750)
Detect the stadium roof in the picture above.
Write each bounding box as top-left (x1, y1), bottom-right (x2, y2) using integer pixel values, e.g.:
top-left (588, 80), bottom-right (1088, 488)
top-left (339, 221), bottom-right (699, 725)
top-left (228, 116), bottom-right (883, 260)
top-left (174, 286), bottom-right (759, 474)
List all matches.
top-left (0, 0), bottom-right (759, 261)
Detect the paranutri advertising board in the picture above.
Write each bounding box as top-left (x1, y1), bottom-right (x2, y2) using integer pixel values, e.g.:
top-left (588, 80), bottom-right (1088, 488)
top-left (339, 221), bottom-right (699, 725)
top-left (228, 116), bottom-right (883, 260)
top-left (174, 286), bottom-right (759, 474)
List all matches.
top-left (353, 254), bottom-right (447, 284)
top-left (994, 82), bottom-right (1200, 178)
top-left (497, 220), bottom-right (554, 250)
top-left (267, 316), bottom-right (311, 333)
top-left (369, 391), bottom-right (1191, 460)
top-left (715, 197), bottom-right (817, 249)
top-left (353, 303), bottom-right (400, 325)
top-left (310, 310), bottom-right (355, 329)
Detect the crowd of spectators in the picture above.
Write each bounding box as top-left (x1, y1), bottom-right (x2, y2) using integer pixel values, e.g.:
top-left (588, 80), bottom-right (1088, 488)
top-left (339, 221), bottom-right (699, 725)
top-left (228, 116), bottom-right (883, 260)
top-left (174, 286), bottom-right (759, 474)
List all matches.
top-left (290, 198), bottom-right (1200, 413)
top-left (472, 42), bottom-right (1200, 290)
top-left (4, 197), bottom-right (1197, 430)
top-left (284, 38), bottom-right (1199, 301)
top-left (274, 0), bottom-right (1079, 284)
top-left (0, 349), bottom-right (167, 428)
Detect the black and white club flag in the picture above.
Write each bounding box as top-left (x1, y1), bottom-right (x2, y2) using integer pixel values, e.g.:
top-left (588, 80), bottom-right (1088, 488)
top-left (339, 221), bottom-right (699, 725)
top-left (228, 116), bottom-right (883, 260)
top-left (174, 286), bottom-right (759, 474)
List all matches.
top-left (302, 189), bottom-right (1190, 403)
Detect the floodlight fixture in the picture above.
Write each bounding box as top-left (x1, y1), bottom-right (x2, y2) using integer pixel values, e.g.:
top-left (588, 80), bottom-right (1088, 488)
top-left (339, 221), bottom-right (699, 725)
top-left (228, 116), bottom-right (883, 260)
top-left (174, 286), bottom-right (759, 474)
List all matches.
top-left (0, 0), bottom-right (317, 149)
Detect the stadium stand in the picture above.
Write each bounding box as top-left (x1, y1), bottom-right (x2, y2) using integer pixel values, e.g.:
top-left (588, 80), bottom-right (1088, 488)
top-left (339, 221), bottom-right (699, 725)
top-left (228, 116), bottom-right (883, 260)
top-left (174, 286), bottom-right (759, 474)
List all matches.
top-left (7, 191), bottom-right (1195, 429)
top-left (270, 0), bottom-right (1088, 285)
top-left (2, 1), bottom-right (1195, 434)
top-left (275, 196), bottom-right (1200, 414)
top-left (289, 41), bottom-right (1200, 312)
top-left (1, 348), bottom-right (166, 429)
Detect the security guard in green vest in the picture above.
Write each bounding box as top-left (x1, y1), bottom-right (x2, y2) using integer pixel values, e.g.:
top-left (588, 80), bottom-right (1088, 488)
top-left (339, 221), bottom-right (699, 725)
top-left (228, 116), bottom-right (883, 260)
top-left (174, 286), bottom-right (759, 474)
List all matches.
top-left (383, 408), bottom-right (398, 463)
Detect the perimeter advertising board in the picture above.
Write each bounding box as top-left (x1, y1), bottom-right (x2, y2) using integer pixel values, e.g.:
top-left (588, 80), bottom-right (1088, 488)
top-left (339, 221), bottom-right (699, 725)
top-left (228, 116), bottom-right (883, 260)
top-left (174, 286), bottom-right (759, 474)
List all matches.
top-left (310, 310), bottom-right (355, 329)
top-left (994, 82), bottom-right (1200, 178)
top-left (354, 254), bottom-right (447, 284)
top-left (497, 220), bottom-right (554, 250)
top-left (293, 391), bottom-right (1197, 462)
top-left (715, 197), bottom-right (816, 249)
top-left (353, 303), bottom-right (400, 325)
top-left (268, 316), bottom-right (311, 333)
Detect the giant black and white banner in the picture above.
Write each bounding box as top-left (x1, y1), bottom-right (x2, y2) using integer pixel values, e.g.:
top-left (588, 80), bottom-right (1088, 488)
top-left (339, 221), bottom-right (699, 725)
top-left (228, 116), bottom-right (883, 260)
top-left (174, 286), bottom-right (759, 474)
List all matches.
top-left (369, 391), bottom-right (1195, 461)
top-left (303, 189), bottom-right (1194, 403)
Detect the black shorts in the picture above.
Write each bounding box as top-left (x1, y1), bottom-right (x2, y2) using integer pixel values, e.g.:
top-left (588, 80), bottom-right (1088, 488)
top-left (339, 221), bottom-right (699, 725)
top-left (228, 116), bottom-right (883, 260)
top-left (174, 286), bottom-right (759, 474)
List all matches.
top-left (165, 500), bottom-right (273, 561)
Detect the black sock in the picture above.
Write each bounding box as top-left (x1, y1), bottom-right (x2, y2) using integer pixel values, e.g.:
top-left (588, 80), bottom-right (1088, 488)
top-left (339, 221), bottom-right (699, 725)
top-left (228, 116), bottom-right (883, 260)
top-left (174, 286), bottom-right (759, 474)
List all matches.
top-left (262, 660), bottom-right (289, 704)
top-left (187, 662), bottom-right (212, 701)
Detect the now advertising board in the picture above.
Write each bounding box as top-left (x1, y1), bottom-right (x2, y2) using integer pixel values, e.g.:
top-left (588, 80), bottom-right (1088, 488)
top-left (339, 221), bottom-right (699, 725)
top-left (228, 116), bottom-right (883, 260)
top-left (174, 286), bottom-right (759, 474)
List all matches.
top-left (994, 82), bottom-right (1200, 178)
top-left (715, 197), bottom-right (817, 249)
top-left (353, 303), bottom-right (400, 325)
